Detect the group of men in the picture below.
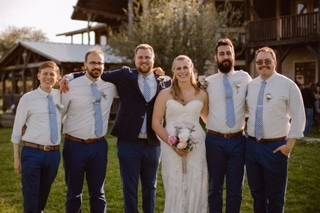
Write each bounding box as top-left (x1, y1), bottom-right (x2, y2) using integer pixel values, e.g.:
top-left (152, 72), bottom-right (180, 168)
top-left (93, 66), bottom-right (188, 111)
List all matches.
top-left (11, 38), bottom-right (305, 213)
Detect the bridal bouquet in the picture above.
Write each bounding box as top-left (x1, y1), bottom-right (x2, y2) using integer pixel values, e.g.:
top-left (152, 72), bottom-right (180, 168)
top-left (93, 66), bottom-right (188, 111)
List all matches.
top-left (167, 122), bottom-right (200, 173)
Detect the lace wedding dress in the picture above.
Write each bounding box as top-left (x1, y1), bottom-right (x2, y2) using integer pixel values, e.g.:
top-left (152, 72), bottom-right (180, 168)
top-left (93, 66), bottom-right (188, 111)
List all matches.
top-left (161, 99), bottom-right (208, 213)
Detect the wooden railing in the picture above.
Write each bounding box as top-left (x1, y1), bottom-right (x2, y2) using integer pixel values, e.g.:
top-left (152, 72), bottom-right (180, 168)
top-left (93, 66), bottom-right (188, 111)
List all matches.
top-left (248, 12), bottom-right (319, 43)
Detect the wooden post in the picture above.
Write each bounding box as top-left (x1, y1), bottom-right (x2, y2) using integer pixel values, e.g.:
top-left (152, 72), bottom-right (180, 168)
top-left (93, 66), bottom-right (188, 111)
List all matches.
top-left (128, 0), bottom-right (134, 36)
top-left (1, 72), bottom-right (6, 112)
top-left (276, 0), bottom-right (281, 40)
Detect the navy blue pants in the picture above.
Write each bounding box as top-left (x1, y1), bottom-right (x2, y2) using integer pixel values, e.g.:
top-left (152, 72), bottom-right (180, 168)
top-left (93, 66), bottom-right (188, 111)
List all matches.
top-left (245, 137), bottom-right (288, 213)
top-left (205, 134), bottom-right (245, 213)
top-left (63, 138), bottom-right (108, 213)
top-left (117, 139), bottom-right (160, 213)
top-left (21, 146), bottom-right (60, 213)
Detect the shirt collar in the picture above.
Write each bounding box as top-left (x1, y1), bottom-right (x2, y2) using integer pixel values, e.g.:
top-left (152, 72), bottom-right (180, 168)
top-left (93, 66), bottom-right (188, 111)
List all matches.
top-left (219, 69), bottom-right (235, 77)
top-left (85, 73), bottom-right (101, 85)
top-left (139, 72), bottom-right (155, 80)
top-left (37, 87), bottom-right (51, 97)
top-left (258, 71), bottom-right (277, 84)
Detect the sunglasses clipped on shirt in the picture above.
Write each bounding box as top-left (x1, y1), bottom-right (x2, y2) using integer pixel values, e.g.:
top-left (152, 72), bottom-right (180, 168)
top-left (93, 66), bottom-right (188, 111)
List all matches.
top-left (255, 59), bottom-right (272, 66)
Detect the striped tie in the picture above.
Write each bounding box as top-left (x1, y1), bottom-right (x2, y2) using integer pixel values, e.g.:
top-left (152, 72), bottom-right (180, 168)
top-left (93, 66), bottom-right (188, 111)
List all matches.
top-left (91, 83), bottom-right (103, 137)
top-left (255, 80), bottom-right (267, 140)
top-left (223, 74), bottom-right (236, 128)
top-left (47, 95), bottom-right (58, 144)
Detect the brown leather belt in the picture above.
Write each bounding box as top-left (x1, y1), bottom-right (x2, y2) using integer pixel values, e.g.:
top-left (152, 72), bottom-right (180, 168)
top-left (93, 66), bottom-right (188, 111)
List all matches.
top-left (207, 129), bottom-right (243, 139)
top-left (248, 136), bottom-right (287, 144)
top-left (23, 141), bottom-right (60, 152)
top-left (64, 134), bottom-right (104, 144)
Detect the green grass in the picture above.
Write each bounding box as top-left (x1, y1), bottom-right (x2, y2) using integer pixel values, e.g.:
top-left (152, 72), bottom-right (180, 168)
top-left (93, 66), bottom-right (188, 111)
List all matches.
top-left (0, 128), bottom-right (319, 213)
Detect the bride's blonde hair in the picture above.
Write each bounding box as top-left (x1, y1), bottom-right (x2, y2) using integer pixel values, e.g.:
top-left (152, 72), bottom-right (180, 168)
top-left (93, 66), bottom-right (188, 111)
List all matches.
top-left (170, 55), bottom-right (200, 102)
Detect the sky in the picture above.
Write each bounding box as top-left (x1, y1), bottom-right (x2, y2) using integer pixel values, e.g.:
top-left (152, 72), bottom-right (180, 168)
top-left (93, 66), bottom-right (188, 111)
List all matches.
top-left (0, 0), bottom-right (91, 43)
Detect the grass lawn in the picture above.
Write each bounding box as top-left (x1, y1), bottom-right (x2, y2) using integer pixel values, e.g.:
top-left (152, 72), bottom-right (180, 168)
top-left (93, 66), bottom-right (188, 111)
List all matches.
top-left (0, 128), bottom-right (319, 213)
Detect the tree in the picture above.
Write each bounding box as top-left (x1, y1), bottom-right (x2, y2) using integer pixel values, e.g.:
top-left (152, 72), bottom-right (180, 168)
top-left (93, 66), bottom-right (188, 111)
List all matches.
top-left (108, 0), bottom-right (243, 75)
top-left (0, 26), bottom-right (48, 59)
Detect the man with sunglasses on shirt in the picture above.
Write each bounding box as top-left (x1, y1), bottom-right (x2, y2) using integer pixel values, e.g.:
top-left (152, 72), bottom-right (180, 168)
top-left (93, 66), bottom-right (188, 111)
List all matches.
top-left (245, 47), bottom-right (305, 213)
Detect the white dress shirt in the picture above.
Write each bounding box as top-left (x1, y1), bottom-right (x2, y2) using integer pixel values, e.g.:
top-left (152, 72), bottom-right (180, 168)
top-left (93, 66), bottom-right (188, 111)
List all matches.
top-left (246, 72), bottom-right (306, 139)
top-left (138, 72), bottom-right (157, 100)
top-left (62, 75), bottom-right (117, 139)
top-left (11, 88), bottom-right (62, 145)
top-left (206, 70), bottom-right (252, 133)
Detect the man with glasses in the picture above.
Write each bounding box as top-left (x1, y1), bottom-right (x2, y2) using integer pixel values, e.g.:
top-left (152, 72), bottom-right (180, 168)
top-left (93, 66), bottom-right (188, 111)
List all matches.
top-left (245, 46), bottom-right (305, 213)
top-left (62, 49), bottom-right (117, 212)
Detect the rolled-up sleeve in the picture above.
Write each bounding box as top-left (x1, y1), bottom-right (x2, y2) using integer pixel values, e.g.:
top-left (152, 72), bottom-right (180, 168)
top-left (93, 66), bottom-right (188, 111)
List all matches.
top-left (11, 96), bottom-right (28, 144)
top-left (287, 83), bottom-right (306, 139)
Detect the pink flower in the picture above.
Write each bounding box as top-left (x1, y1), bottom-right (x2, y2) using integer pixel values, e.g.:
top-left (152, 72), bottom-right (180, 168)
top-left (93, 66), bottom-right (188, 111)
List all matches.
top-left (167, 136), bottom-right (178, 146)
top-left (177, 141), bottom-right (188, 149)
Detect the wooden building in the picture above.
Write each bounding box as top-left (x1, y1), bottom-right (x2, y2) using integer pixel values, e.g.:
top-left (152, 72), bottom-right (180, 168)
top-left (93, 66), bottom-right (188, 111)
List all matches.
top-left (59, 0), bottom-right (319, 84)
top-left (0, 41), bottom-right (127, 112)
top-left (246, 0), bottom-right (320, 84)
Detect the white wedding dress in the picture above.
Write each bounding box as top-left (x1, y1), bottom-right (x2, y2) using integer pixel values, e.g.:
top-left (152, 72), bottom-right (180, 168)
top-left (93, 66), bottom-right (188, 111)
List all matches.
top-left (161, 99), bottom-right (208, 213)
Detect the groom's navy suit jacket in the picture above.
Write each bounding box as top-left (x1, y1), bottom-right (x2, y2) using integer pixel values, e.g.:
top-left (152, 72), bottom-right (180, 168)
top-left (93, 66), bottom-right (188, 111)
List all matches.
top-left (75, 67), bottom-right (171, 145)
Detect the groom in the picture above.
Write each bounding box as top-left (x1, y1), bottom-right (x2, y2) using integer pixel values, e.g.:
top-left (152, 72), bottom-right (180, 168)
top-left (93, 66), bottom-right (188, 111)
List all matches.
top-left (63, 44), bottom-right (171, 213)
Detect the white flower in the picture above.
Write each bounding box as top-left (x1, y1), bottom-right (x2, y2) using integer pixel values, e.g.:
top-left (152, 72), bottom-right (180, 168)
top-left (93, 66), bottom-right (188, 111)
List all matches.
top-left (56, 103), bottom-right (64, 111)
top-left (177, 141), bottom-right (188, 149)
top-left (266, 93), bottom-right (272, 101)
top-left (178, 129), bottom-right (190, 142)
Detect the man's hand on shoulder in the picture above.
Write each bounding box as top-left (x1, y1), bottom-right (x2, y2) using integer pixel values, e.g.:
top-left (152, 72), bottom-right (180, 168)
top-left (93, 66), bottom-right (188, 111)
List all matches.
top-left (153, 67), bottom-right (165, 76)
top-left (59, 76), bottom-right (71, 93)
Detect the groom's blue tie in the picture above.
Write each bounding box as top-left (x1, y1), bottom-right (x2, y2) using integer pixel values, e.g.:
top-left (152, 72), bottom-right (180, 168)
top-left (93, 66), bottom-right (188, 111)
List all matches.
top-left (223, 74), bottom-right (236, 128)
top-left (141, 76), bottom-right (151, 135)
top-left (91, 83), bottom-right (103, 137)
top-left (255, 80), bottom-right (267, 140)
top-left (47, 95), bottom-right (58, 144)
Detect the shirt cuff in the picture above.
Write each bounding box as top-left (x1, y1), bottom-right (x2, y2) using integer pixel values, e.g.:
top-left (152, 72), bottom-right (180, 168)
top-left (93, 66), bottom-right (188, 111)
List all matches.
top-left (11, 135), bottom-right (22, 144)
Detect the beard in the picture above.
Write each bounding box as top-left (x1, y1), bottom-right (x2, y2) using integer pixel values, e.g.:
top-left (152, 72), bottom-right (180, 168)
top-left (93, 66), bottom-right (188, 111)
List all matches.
top-left (87, 68), bottom-right (102, 79)
top-left (137, 63), bottom-right (152, 74)
top-left (217, 59), bottom-right (233, 74)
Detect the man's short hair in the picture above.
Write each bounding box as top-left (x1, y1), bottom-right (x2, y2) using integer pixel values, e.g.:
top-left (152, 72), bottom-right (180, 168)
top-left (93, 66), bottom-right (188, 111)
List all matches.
top-left (255, 46), bottom-right (277, 61)
top-left (134, 44), bottom-right (155, 57)
top-left (215, 38), bottom-right (234, 53)
top-left (38, 61), bottom-right (60, 75)
top-left (85, 48), bottom-right (105, 62)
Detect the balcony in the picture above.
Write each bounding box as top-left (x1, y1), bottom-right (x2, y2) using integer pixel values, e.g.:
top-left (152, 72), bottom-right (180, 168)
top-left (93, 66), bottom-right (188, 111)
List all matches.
top-left (247, 12), bottom-right (320, 47)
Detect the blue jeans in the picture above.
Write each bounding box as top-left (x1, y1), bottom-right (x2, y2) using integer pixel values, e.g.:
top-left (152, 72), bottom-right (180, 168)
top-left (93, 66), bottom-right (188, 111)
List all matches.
top-left (245, 137), bottom-right (288, 213)
top-left (205, 134), bottom-right (245, 213)
top-left (21, 146), bottom-right (60, 213)
top-left (63, 138), bottom-right (108, 213)
top-left (117, 139), bottom-right (160, 213)
top-left (304, 108), bottom-right (314, 134)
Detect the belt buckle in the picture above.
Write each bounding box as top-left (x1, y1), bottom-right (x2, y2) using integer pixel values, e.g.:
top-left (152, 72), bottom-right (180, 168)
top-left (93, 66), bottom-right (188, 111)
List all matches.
top-left (224, 134), bottom-right (230, 139)
top-left (43, 145), bottom-right (51, 152)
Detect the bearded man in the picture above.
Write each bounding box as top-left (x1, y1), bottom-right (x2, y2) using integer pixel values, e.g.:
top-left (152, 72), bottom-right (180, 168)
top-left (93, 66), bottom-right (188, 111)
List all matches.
top-left (205, 38), bottom-right (252, 213)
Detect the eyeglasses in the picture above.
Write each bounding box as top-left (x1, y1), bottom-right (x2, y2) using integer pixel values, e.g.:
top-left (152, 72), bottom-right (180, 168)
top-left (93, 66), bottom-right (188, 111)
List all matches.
top-left (88, 61), bottom-right (104, 66)
top-left (256, 59), bottom-right (272, 66)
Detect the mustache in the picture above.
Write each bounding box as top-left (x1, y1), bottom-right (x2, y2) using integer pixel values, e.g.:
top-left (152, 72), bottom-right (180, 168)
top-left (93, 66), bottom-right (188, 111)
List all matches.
top-left (92, 68), bottom-right (101, 72)
top-left (259, 66), bottom-right (270, 70)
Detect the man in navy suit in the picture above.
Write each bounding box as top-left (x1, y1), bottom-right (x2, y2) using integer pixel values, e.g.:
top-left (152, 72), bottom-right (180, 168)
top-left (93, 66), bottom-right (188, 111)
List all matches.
top-left (63, 44), bottom-right (170, 213)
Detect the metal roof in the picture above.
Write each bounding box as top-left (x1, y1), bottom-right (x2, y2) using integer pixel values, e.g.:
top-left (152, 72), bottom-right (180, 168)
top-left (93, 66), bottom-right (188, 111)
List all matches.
top-left (20, 41), bottom-right (127, 64)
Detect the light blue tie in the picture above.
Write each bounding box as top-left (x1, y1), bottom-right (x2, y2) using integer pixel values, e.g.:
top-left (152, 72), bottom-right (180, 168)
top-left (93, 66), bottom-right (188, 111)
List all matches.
top-left (255, 80), bottom-right (267, 140)
top-left (223, 74), bottom-right (236, 128)
top-left (143, 77), bottom-right (151, 101)
top-left (141, 77), bottom-right (151, 134)
top-left (47, 95), bottom-right (58, 144)
top-left (91, 83), bottom-right (103, 137)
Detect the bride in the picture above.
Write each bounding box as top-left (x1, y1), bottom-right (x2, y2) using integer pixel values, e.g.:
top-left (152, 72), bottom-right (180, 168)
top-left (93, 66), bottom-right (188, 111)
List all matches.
top-left (152, 55), bottom-right (209, 212)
